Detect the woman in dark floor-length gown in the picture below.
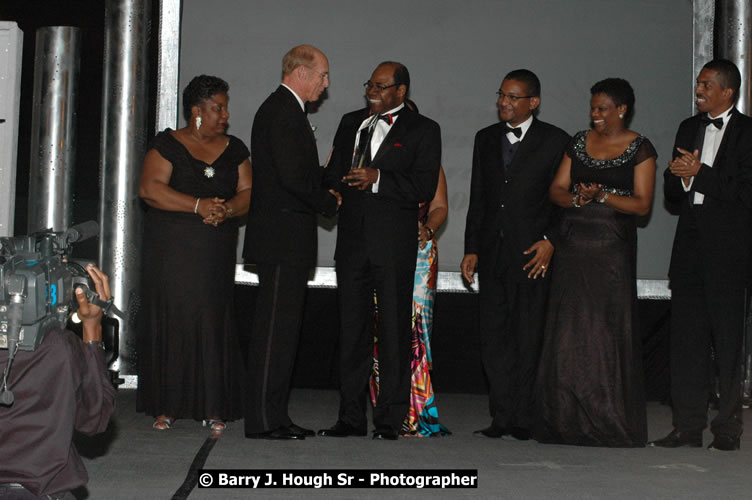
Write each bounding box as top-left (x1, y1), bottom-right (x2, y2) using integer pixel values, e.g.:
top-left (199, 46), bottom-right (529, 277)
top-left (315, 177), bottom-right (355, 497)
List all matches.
top-left (136, 75), bottom-right (252, 433)
top-left (535, 78), bottom-right (657, 447)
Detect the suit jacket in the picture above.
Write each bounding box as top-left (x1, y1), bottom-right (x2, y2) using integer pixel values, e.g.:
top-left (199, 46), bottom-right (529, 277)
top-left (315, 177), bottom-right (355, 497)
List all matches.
top-left (324, 107), bottom-right (441, 266)
top-left (464, 118), bottom-right (569, 283)
top-left (243, 86), bottom-right (338, 267)
top-left (665, 109), bottom-right (752, 288)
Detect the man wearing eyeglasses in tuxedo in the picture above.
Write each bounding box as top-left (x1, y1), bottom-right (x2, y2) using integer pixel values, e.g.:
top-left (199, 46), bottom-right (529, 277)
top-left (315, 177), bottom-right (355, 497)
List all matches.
top-left (461, 69), bottom-right (569, 441)
top-left (319, 61), bottom-right (441, 441)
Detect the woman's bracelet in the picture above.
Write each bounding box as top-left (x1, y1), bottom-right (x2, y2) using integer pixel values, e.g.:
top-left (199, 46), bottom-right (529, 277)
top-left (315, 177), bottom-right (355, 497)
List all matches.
top-left (572, 195), bottom-right (582, 208)
top-left (194, 197), bottom-right (201, 214)
top-left (425, 225), bottom-right (434, 239)
top-left (596, 192), bottom-right (609, 204)
top-left (225, 205), bottom-right (234, 218)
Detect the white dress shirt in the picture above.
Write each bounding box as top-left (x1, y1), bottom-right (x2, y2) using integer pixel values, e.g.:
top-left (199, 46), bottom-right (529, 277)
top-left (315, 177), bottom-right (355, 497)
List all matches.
top-left (354, 103), bottom-right (405, 193)
top-left (505, 114), bottom-right (534, 144)
top-left (683, 106), bottom-right (734, 204)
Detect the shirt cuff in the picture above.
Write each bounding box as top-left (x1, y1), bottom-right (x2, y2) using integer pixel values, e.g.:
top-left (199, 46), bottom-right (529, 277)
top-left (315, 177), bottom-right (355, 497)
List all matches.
top-left (682, 176), bottom-right (695, 191)
top-left (371, 169), bottom-right (381, 193)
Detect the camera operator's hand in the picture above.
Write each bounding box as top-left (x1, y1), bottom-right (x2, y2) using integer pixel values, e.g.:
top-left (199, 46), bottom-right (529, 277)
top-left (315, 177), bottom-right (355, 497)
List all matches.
top-left (76, 264), bottom-right (112, 343)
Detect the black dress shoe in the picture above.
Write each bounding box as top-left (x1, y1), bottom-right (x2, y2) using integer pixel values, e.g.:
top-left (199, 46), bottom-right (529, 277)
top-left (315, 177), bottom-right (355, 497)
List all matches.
top-left (708, 434), bottom-right (740, 451)
top-left (473, 424), bottom-right (507, 438)
top-left (648, 429), bottom-right (702, 448)
top-left (246, 426), bottom-right (305, 440)
top-left (372, 427), bottom-right (398, 440)
top-left (317, 421), bottom-right (367, 437)
top-left (288, 423), bottom-right (315, 437)
top-left (505, 427), bottom-right (530, 441)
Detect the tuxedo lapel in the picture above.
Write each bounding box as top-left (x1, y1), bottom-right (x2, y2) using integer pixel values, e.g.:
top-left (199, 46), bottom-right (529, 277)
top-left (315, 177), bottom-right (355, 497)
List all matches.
top-left (302, 115), bottom-right (316, 144)
top-left (277, 85), bottom-right (316, 147)
top-left (712, 109), bottom-right (738, 170)
top-left (691, 117), bottom-right (706, 157)
top-left (489, 124), bottom-right (505, 170)
top-left (371, 109), bottom-right (412, 165)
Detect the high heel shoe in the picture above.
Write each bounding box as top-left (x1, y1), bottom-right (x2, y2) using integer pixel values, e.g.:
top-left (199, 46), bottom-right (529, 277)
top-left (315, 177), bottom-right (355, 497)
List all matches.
top-left (203, 419), bottom-right (226, 433)
top-left (153, 415), bottom-right (174, 430)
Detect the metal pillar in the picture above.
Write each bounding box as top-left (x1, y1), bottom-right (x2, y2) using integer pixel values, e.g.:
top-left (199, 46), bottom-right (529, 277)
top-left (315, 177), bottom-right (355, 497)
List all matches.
top-left (156, 0), bottom-right (181, 131)
top-left (694, 0), bottom-right (715, 112)
top-left (0, 22), bottom-right (23, 237)
top-left (716, 0), bottom-right (752, 114)
top-left (715, 0), bottom-right (752, 403)
top-left (99, 0), bottom-right (151, 375)
top-left (27, 27), bottom-right (80, 234)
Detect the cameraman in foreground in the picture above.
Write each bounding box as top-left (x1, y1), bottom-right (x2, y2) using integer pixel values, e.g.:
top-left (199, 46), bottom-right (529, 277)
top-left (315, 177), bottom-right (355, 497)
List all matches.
top-left (0, 264), bottom-right (116, 499)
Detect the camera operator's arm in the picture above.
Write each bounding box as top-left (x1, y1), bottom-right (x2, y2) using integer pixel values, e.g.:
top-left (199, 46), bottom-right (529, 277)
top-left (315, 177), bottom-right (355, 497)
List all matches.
top-left (74, 264), bottom-right (116, 435)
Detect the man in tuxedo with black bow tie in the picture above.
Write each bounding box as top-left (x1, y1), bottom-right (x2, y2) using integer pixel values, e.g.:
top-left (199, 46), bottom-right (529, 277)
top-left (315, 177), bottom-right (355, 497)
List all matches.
top-left (650, 59), bottom-right (752, 451)
top-left (318, 61), bottom-right (441, 440)
top-left (461, 69), bottom-right (569, 440)
top-left (243, 45), bottom-right (340, 441)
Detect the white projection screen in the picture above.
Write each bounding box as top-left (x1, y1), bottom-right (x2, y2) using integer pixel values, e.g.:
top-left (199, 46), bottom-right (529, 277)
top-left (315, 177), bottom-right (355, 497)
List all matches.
top-left (177, 0), bottom-right (693, 280)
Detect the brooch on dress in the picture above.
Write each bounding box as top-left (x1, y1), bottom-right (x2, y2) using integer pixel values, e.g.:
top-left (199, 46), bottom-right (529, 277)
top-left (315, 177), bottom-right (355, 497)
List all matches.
top-left (203, 166), bottom-right (215, 178)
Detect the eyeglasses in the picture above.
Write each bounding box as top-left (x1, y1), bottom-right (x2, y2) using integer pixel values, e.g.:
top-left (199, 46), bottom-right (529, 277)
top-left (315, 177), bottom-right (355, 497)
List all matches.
top-left (496, 91), bottom-right (534, 103)
top-left (364, 81), bottom-right (398, 92)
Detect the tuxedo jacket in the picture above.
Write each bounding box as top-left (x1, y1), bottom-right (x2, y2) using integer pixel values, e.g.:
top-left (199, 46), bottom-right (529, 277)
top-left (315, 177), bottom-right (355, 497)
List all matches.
top-left (324, 107), bottom-right (441, 266)
top-left (464, 118), bottom-right (569, 283)
top-left (243, 86), bottom-right (338, 267)
top-left (665, 109), bottom-right (752, 289)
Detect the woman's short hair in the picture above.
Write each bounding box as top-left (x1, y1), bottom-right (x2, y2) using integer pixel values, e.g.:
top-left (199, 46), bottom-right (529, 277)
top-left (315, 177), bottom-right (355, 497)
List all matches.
top-left (183, 75), bottom-right (229, 121)
top-left (590, 78), bottom-right (635, 123)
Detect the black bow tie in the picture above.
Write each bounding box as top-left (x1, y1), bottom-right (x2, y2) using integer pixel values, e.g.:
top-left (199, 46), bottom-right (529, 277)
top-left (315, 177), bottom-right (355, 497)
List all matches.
top-left (505, 125), bottom-right (522, 138)
top-left (701, 115), bottom-right (724, 130)
top-left (379, 111), bottom-right (400, 125)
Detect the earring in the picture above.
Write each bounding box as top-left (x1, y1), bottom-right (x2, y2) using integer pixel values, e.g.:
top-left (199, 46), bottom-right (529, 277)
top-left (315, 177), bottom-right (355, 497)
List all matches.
top-left (195, 116), bottom-right (202, 130)
top-left (618, 114), bottom-right (624, 119)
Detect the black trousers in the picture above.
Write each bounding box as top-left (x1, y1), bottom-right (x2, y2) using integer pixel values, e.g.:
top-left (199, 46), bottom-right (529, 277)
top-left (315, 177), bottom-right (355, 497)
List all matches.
top-left (335, 254), bottom-right (416, 432)
top-left (244, 263), bottom-right (309, 434)
top-left (478, 266), bottom-right (549, 430)
top-left (670, 281), bottom-right (745, 438)
top-left (669, 206), bottom-right (746, 438)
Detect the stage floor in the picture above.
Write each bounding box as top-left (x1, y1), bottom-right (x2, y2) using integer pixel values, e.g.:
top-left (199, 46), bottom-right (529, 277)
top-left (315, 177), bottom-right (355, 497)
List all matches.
top-left (78, 389), bottom-right (752, 499)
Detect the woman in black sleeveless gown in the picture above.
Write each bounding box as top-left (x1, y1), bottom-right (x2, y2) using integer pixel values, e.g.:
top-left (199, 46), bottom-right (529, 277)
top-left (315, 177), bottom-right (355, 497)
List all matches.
top-left (535, 78), bottom-right (657, 447)
top-left (136, 76), bottom-right (252, 433)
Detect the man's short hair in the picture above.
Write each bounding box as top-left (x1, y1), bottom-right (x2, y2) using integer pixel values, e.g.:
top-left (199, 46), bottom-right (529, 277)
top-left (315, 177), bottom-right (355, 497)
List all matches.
top-left (703, 58), bottom-right (742, 101)
top-left (282, 45), bottom-right (319, 76)
top-left (503, 69), bottom-right (541, 97)
top-left (379, 61), bottom-right (410, 92)
top-left (590, 77), bottom-right (635, 123)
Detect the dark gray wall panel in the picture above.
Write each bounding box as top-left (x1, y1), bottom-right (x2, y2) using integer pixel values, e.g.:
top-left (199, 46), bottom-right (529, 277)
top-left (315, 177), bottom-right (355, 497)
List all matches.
top-left (180, 0), bottom-right (693, 279)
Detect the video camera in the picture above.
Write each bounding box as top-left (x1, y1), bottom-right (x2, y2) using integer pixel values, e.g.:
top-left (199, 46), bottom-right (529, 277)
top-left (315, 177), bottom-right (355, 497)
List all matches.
top-left (0, 221), bottom-right (107, 351)
top-left (0, 222), bottom-right (122, 405)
